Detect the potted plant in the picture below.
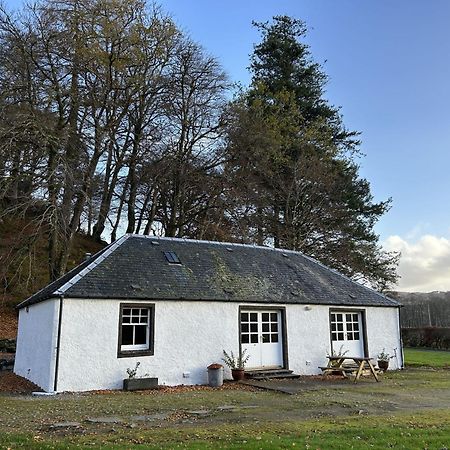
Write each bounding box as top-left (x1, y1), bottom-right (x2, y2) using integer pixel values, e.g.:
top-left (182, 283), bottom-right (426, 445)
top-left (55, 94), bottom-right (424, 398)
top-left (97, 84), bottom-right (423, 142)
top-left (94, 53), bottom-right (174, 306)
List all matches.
top-left (123, 362), bottom-right (158, 391)
top-left (222, 349), bottom-right (250, 381)
top-left (327, 345), bottom-right (349, 367)
top-left (377, 349), bottom-right (394, 371)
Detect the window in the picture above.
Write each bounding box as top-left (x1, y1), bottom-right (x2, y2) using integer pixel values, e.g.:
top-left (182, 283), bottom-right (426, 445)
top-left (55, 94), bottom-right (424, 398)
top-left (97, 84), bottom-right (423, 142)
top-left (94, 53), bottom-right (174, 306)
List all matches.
top-left (240, 310), bottom-right (280, 344)
top-left (118, 304), bottom-right (154, 358)
top-left (163, 251), bottom-right (181, 264)
top-left (330, 311), bottom-right (361, 342)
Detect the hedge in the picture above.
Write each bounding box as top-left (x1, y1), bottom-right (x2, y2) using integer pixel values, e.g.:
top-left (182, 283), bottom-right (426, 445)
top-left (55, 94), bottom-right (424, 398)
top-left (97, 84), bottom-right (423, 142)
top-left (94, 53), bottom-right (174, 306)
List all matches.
top-left (401, 327), bottom-right (450, 350)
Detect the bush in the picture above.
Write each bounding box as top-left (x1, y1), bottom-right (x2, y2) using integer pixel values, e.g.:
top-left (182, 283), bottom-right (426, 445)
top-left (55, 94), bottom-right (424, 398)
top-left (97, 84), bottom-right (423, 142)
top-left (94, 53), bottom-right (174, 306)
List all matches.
top-left (402, 327), bottom-right (450, 350)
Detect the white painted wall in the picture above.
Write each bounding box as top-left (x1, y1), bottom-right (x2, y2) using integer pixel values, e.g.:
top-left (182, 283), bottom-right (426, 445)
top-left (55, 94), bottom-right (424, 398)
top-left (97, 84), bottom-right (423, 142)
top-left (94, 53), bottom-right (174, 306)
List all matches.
top-left (14, 299), bottom-right (59, 392)
top-left (49, 299), bottom-right (402, 392)
top-left (56, 299), bottom-right (239, 392)
top-left (366, 306), bottom-right (403, 369)
top-left (286, 304), bottom-right (403, 376)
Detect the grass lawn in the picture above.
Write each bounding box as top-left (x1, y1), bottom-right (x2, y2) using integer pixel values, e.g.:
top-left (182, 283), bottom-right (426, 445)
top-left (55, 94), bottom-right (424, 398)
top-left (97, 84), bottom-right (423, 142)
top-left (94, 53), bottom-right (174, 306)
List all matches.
top-left (0, 368), bottom-right (449, 449)
top-left (404, 347), bottom-right (450, 368)
top-left (1, 411), bottom-right (448, 449)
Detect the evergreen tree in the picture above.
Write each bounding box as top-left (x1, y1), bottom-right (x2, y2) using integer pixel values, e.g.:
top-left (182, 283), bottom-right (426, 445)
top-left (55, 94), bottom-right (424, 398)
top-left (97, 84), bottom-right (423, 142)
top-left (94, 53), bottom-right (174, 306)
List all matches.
top-left (224, 16), bottom-right (398, 290)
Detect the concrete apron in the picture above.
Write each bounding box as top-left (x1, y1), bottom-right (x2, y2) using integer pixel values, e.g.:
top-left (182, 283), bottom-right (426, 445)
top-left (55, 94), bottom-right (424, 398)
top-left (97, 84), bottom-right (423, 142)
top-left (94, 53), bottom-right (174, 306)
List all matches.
top-left (240, 377), bottom-right (377, 395)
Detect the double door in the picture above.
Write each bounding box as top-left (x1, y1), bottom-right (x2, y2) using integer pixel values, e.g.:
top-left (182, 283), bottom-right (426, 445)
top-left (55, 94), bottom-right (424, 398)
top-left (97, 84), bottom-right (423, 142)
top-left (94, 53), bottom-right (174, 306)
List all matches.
top-left (240, 310), bottom-right (284, 369)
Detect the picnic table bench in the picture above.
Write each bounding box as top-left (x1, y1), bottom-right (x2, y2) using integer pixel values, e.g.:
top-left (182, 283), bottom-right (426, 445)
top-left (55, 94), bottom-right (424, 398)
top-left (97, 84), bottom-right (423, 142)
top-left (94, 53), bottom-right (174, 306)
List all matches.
top-left (320, 356), bottom-right (380, 382)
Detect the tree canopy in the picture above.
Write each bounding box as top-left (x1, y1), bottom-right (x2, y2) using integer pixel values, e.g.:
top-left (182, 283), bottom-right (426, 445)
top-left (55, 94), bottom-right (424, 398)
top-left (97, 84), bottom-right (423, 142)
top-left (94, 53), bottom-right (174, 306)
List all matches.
top-left (0, 6), bottom-right (398, 292)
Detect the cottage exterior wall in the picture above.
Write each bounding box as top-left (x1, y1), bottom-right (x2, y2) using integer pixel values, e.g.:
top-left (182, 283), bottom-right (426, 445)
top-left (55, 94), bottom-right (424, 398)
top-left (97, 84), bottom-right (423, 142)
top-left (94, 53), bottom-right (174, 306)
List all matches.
top-left (286, 305), bottom-right (403, 375)
top-left (14, 299), bottom-right (59, 391)
top-left (53, 299), bottom-right (402, 392)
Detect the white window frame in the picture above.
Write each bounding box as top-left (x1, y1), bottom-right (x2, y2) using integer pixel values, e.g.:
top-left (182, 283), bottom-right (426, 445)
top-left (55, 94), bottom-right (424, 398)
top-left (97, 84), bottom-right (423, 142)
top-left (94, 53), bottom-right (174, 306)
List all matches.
top-left (118, 303), bottom-right (155, 358)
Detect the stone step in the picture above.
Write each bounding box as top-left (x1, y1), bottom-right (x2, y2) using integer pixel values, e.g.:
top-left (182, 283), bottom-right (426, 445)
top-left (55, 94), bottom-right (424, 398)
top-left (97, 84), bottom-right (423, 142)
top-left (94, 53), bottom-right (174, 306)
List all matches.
top-left (249, 373), bottom-right (301, 381)
top-left (245, 369), bottom-right (300, 380)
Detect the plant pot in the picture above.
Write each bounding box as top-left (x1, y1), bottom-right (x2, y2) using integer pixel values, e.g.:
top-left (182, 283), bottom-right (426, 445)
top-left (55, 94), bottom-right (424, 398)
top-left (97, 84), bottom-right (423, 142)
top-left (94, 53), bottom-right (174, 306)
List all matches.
top-left (123, 377), bottom-right (158, 391)
top-left (231, 368), bottom-right (245, 381)
top-left (378, 360), bottom-right (389, 371)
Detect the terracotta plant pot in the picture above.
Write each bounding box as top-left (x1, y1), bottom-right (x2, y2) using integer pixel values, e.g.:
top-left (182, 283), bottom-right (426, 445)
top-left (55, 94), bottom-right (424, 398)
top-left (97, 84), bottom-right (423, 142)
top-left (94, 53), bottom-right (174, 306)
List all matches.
top-left (378, 360), bottom-right (389, 371)
top-left (231, 368), bottom-right (245, 381)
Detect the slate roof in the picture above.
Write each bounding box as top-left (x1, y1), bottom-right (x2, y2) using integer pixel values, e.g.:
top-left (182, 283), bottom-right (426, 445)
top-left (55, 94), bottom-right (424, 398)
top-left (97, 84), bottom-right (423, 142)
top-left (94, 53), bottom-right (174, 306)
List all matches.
top-left (17, 234), bottom-right (400, 309)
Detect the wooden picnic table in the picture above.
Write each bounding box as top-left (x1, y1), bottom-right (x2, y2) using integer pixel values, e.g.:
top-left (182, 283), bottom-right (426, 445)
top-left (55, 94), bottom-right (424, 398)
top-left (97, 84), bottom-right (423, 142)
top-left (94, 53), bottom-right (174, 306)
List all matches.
top-left (320, 356), bottom-right (380, 383)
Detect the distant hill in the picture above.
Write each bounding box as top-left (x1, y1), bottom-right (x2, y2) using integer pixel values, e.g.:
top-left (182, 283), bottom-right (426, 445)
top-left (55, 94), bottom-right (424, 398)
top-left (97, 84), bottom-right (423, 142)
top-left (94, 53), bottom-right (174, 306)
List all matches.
top-left (389, 291), bottom-right (450, 328)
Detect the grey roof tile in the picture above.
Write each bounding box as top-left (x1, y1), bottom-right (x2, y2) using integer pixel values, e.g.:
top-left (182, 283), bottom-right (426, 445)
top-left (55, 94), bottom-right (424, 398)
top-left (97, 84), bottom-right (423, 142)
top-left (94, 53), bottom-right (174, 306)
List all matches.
top-left (18, 235), bottom-right (400, 308)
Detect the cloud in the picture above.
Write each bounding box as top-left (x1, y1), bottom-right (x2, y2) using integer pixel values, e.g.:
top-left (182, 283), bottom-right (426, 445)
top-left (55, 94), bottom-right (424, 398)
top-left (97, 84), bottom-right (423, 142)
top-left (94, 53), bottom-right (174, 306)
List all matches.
top-left (383, 234), bottom-right (450, 292)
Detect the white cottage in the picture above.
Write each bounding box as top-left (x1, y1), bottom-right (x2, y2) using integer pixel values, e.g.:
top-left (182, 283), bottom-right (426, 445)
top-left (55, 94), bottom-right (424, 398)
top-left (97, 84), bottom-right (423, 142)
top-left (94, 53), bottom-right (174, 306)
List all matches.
top-left (14, 234), bottom-right (403, 392)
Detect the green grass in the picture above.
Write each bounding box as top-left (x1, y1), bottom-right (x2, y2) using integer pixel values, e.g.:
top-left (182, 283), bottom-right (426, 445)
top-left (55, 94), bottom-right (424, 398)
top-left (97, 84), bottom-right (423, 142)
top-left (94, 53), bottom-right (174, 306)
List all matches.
top-left (404, 348), bottom-right (450, 368)
top-left (0, 411), bottom-right (449, 449)
top-left (1, 368), bottom-right (449, 449)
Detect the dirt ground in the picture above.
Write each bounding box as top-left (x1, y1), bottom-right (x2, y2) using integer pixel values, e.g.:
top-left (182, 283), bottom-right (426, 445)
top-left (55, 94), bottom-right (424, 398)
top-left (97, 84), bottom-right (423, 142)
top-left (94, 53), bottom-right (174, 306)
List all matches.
top-left (0, 368), bottom-right (449, 433)
top-left (0, 307), bottom-right (17, 339)
top-left (0, 371), bottom-right (41, 393)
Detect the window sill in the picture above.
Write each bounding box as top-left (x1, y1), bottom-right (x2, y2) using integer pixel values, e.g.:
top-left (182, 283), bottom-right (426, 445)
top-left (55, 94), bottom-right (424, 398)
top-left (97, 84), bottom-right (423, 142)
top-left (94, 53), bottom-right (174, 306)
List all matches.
top-left (117, 349), bottom-right (154, 359)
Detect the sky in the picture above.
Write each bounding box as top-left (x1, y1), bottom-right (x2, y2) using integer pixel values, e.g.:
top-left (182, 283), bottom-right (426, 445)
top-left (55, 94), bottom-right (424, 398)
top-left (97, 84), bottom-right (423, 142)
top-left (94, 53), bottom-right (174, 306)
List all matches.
top-left (4, 0), bottom-right (450, 292)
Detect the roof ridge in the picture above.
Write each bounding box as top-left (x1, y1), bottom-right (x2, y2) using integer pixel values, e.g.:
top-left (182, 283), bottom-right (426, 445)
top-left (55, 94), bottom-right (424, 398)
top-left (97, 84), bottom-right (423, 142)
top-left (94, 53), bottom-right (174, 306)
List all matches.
top-left (127, 234), bottom-right (397, 305)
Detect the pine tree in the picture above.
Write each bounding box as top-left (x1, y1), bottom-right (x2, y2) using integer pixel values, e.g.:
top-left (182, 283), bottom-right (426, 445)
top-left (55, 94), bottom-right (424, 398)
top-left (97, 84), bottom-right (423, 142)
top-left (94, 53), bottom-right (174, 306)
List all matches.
top-left (224, 16), bottom-right (399, 290)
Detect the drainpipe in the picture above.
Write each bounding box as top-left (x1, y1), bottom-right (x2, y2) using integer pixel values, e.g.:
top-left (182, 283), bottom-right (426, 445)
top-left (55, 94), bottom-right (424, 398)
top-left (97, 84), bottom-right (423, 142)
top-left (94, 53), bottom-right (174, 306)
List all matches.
top-left (53, 295), bottom-right (64, 392)
top-left (397, 306), bottom-right (404, 369)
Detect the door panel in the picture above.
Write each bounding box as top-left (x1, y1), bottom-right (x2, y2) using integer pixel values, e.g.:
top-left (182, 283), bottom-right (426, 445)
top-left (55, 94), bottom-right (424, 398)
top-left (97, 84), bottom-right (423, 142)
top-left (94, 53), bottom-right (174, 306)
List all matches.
top-left (241, 310), bottom-right (283, 369)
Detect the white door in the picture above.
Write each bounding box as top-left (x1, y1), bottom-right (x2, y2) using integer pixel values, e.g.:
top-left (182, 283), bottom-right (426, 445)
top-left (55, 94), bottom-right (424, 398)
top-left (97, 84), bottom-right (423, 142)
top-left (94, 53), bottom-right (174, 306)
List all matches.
top-left (330, 311), bottom-right (365, 357)
top-left (240, 310), bottom-right (284, 369)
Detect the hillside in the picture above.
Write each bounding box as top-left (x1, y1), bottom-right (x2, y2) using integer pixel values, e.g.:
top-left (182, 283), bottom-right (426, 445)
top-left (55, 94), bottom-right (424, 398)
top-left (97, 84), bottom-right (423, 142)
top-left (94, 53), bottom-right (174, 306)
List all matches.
top-left (0, 216), bottom-right (105, 338)
top-left (390, 291), bottom-right (450, 328)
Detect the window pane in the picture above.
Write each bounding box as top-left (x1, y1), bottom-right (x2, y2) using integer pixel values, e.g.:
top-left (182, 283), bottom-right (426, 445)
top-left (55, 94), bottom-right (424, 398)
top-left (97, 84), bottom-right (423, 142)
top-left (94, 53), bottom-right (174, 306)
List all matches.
top-left (331, 323), bottom-right (336, 331)
top-left (262, 323), bottom-right (269, 332)
top-left (271, 334), bottom-right (278, 343)
top-left (140, 309), bottom-right (148, 316)
top-left (241, 323), bottom-right (249, 333)
top-left (250, 323), bottom-right (258, 332)
top-left (347, 333), bottom-right (353, 341)
top-left (271, 323), bottom-right (278, 332)
top-left (241, 313), bottom-right (248, 322)
top-left (122, 326), bottom-right (133, 345)
top-left (331, 314), bottom-right (336, 321)
top-left (337, 323), bottom-right (343, 331)
top-left (331, 332), bottom-right (337, 340)
top-left (337, 314), bottom-right (342, 321)
top-left (241, 334), bottom-right (249, 344)
top-left (140, 316), bottom-right (148, 323)
top-left (354, 323), bottom-right (359, 331)
top-left (132, 315), bottom-right (140, 323)
top-left (346, 323), bottom-right (353, 331)
top-left (353, 314), bottom-right (358, 322)
top-left (250, 313), bottom-right (257, 322)
top-left (262, 333), bottom-right (270, 342)
top-left (250, 334), bottom-right (258, 343)
top-left (354, 332), bottom-right (360, 340)
top-left (271, 313), bottom-right (277, 322)
top-left (123, 308), bottom-right (131, 316)
top-left (132, 309), bottom-right (139, 315)
top-left (262, 313), bottom-right (269, 322)
top-left (338, 332), bottom-right (344, 340)
top-left (346, 314), bottom-right (352, 321)
top-left (134, 325), bottom-right (147, 345)
top-left (122, 316), bottom-right (130, 324)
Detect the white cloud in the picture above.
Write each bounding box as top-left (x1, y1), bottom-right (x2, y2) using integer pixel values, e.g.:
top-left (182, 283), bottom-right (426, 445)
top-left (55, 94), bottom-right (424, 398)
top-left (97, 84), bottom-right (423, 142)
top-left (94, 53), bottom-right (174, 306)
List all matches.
top-left (383, 234), bottom-right (450, 292)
